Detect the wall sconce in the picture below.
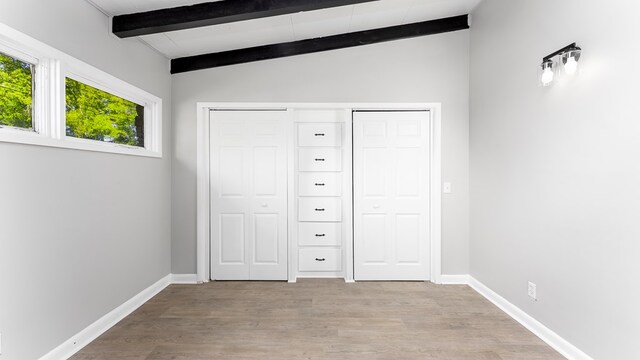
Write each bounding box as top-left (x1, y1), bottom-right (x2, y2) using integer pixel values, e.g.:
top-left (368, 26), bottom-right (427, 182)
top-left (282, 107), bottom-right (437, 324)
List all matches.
top-left (539, 43), bottom-right (582, 86)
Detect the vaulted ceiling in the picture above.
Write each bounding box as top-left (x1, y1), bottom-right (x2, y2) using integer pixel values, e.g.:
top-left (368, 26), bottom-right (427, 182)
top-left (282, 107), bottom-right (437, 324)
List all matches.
top-left (87, 0), bottom-right (480, 72)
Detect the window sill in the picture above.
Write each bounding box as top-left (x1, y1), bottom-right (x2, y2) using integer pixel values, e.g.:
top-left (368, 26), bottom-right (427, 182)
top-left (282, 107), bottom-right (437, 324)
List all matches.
top-left (0, 129), bottom-right (162, 158)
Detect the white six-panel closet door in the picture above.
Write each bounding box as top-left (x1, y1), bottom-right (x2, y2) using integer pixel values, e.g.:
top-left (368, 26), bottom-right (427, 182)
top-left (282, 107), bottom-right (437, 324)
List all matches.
top-left (209, 111), bottom-right (288, 280)
top-left (353, 111), bottom-right (431, 280)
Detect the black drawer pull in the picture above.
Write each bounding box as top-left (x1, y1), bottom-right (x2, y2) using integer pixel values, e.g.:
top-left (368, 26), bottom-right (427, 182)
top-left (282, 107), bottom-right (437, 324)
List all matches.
top-left (314, 158), bottom-right (325, 162)
top-left (315, 234), bottom-right (326, 237)
top-left (315, 258), bottom-right (326, 262)
top-left (315, 208), bottom-right (325, 212)
top-left (315, 183), bottom-right (325, 186)
top-left (314, 133), bottom-right (326, 137)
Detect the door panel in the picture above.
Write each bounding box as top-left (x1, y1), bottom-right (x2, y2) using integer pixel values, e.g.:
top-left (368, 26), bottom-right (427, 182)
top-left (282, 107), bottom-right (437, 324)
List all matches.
top-left (362, 214), bottom-right (386, 263)
top-left (219, 214), bottom-right (245, 264)
top-left (253, 147), bottom-right (278, 196)
top-left (216, 214), bottom-right (249, 279)
top-left (363, 148), bottom-right (387, 197)
top-left (254, 214), bottom-right (279, 264)
top-left (362, 120), bottom-right (387, 137)
top-left (353, 111), bottom-right (430, 280)
top-left (210, 111), bottom-right (288, 280)
top-left (396, 148), bottom-right (421, 197)
top-left (395, 214), bottom-right (421, 264)
top-left (219, 147), bottom-right (245, 197)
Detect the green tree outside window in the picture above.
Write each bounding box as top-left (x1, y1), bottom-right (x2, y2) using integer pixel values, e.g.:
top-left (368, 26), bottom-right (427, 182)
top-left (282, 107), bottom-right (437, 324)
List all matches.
top-left (0, 53), bottom-right (33, 129)
top-left (66, 78), bottom-right (144, 147)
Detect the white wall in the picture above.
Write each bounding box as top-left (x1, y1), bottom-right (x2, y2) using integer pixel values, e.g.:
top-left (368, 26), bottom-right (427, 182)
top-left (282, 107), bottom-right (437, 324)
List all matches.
top-left (171, 31), bottom-right (471, 276)
top-left (0, 1), bottom-right (172, 359)
top-left (470, 1), bottom-right (640, 359)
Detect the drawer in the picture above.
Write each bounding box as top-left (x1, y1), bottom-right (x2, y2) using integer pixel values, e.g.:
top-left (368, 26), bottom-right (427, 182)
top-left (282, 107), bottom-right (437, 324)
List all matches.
top-left (295, 109), bottom-right (345, 123)
top-left (298, 173), bottom-right (342, 197)
top-left (298, 123), bottom-right (342, 147)
top-left (298, 149), bottom-right (342, 172)
top-left (299, 248), bottom-right (342, 272)
top-left (298, 222), bottom-right (342, 246)
top-left (298, 198), bottom-right (342, 222)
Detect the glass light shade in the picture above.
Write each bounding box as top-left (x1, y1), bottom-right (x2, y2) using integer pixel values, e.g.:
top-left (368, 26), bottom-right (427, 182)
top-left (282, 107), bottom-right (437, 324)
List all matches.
top-left (564, 57), bottom-right (578, 75)
top-left (562, 49), bottom-right (581, 75)
top-left (540, 61), bottom-right (554, 86)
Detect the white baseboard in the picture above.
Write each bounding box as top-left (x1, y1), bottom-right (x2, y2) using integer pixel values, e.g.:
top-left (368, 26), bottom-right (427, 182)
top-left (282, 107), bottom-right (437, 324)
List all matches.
top-left (468, 276), bottom-right (593, 360)
top-left (39, 274), bottom-right (172, 360)
top-left (288, 277), bottom-right (353, 283)
top-left (171, 273), bottom-right (198, 284)
top-left (39, 273), bottom-right (201, 360)
top-left (440, 274), bottom-right (470, 284)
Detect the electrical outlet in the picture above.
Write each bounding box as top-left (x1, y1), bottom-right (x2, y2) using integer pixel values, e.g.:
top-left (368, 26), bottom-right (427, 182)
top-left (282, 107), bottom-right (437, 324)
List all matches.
top-left (443, 182), bottom-right (452, 194)
top-left (528, 281), bottom-right (537, 301)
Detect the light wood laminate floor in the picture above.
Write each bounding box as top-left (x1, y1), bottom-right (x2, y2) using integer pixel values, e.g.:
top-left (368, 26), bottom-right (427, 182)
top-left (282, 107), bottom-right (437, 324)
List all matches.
top-left (72, 279), bottom-right (563, 359)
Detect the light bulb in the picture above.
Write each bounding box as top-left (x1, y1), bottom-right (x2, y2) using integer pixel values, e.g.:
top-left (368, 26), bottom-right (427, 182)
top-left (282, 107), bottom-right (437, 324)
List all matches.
top-left (541, 66), bottom-right (554, 86)
top-left (564, 56), bottom-right (578, 75)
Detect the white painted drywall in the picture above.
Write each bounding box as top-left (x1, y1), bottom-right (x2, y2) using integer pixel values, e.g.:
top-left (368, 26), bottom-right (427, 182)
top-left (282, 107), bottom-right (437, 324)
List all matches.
top-left (0, 1), bottom-right (172, 359)
top-left (171, 31), bottom-right (471, 276)
top-left (470, 1), bottom-right (640, 359)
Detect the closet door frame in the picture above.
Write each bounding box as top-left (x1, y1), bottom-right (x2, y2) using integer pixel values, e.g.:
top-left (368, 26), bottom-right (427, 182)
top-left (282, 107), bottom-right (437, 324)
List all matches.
top-left (196, 102), bottom-right (441, 284)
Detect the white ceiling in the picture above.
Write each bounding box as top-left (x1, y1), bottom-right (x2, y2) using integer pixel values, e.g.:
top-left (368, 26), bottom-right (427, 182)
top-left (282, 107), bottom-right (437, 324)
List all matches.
top-left (89, 0), bottom-right (481, 58)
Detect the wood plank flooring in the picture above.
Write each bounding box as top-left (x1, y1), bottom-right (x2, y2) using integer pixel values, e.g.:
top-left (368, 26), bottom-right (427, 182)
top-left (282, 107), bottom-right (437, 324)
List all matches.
top-left (72, 279), bottom-right (563, 359)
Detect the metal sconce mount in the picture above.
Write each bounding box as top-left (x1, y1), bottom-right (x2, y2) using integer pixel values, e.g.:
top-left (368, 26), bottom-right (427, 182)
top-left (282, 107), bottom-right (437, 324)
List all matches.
top-left (540, 43), bottom-right (582, 86)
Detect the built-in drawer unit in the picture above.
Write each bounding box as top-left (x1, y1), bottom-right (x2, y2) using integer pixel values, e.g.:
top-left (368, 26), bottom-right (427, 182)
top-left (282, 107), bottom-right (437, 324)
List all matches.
top-left (298, 149), bottom-right (342, 172)
top-left (298, 222), bottom-right (342, 246)
top-left (298, 248), bottom-right (342, 272)
top-left (298, 173), bottom-right (342, 197)
top-left (298, 123), bottom-right (343, 147)
top-left (294, 113), bottom-right (350, 280)
top-left (298, 198), bottom-right (342, 222)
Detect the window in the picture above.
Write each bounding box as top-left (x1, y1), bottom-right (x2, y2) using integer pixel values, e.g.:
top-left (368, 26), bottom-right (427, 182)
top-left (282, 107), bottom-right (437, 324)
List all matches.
top-left (0, 23), bottom-right (162, 157)
top-left (65, 78), bottom-right (144, 147)
top-left (0, 51), bottom-right (34, 130)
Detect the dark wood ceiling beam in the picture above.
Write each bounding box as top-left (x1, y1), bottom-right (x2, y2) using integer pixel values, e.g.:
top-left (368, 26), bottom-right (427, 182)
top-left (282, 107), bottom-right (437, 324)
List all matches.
top-left (170, 14), bottom-right (469, 74)
top-left (113, 0), bottom-right (379, 38)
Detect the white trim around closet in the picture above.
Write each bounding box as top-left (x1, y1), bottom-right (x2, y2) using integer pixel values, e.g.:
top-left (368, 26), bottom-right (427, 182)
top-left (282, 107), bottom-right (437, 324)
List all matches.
top-left (196, 102), bottom-right (442, 284)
